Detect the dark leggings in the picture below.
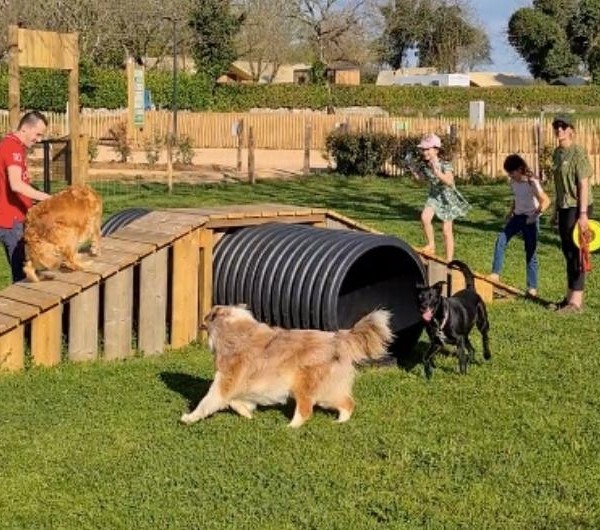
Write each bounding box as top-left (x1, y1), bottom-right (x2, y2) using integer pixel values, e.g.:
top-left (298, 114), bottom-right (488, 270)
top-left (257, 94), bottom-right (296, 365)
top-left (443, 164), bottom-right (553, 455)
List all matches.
top-left (558, 206), bottom-right (593, 291)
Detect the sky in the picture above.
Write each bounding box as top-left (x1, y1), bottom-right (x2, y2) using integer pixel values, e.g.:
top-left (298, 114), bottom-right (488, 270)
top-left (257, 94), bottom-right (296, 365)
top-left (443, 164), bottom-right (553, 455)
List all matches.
top-left (471, 0), bottom-right (531, 74)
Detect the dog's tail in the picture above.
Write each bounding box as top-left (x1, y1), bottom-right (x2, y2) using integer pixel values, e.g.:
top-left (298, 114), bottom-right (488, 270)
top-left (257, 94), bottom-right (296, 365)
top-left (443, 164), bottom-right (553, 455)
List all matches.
top-left (448, 259), bottom-right (475, 290)
top-left (335, 310), bottom-right (394, 363)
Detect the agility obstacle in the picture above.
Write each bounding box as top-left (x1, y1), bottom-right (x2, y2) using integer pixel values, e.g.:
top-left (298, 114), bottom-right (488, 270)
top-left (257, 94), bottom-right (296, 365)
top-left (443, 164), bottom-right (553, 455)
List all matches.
top-left (0, 203), bottom-right (519, 372)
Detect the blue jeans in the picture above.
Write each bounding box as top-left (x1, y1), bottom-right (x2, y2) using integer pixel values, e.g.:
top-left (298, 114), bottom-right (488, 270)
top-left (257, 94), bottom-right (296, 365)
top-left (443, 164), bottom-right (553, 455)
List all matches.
top-left (492, 215), bottom-right (538, 290)
top-left (0, 222), bottom-right (26, 282)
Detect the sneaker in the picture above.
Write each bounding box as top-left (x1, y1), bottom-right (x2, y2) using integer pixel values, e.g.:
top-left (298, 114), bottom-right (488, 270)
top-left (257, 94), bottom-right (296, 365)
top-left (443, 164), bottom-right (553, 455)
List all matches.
top-left (487, 273), bottom-right (500, 283)
top-left (555, 303), bottom-right (582, 314)
top-left (526, 289), bottom-right (537, 298)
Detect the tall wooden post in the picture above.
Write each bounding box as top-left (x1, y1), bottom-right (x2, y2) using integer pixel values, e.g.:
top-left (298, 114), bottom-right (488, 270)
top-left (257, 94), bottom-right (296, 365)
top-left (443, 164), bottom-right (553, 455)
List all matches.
top-left (68, 38), bottom-right (81, 184)
top-left (248, 126), bottom-right (255, 184)
top-left (8, 26), bottom-right (20, 130)
top-left (303, 120), bottom-right (312, 176)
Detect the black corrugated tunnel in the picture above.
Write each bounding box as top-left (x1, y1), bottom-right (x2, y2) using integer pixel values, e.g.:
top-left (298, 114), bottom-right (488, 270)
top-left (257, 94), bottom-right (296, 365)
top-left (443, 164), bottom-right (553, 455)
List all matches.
top-left (101, 208), bottom-right (153, 236)
top-left (214, 223), bottom-right (426, 354)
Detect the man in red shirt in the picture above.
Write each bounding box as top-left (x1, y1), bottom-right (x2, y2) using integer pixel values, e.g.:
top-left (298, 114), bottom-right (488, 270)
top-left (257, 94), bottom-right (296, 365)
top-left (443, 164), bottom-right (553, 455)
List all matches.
top-left (0, 111), bottom-right (51, 282)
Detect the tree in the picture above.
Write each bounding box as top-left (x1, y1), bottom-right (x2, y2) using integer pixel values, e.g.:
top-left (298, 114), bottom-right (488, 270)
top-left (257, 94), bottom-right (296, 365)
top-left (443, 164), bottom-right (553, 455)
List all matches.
top-left (508, 0), bottom-right (600, 82)
top-left (189, 0), bottom-right (244, 86)
top-left (290, 0), bottom-right (367, 63)
top-left (378, 0), bottom-right (490, 72)
top-left (508, 7), bottom-right (579, 80)
top-left (233, 0), bottom-right (298, 82)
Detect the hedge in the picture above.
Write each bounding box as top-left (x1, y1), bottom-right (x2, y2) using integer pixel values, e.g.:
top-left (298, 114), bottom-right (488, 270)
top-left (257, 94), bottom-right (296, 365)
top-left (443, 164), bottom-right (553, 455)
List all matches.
top-left (1, 66), bottom-right (600, 114)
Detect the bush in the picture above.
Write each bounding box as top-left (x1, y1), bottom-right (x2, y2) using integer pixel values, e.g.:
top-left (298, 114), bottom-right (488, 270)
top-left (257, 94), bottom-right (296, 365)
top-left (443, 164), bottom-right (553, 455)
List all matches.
top-left (108, 122), bottom-right (131, 162)
top-left (175, 135), bottom-right (194, 165)
top-left (326, 130), bottom-right (396, 176)
top-left (144, 134), bottom-right (163, 166)
top-left (2, 64), bottom-right (600, 115)
top-left (327, 129), bottom-right (462, 177)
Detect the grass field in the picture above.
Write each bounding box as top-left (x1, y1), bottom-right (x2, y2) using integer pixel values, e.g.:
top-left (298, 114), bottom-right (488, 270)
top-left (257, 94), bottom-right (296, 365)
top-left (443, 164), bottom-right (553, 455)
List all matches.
top-left (1, 176), bottom-right (600, 529)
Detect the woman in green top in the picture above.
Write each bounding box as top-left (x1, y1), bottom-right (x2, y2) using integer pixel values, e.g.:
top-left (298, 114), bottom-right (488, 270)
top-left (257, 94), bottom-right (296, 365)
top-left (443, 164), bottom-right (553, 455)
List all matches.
top-left (551, 116), bottom-right (593, 313)
top-left (412, 133), bottom-right (470, 261)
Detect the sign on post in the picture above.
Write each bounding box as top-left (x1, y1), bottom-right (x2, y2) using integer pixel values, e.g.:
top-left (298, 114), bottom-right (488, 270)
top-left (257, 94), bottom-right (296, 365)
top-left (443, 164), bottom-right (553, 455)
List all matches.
top-left (469, 100), bottom-right (485, 130)
top-left (133, 68), bottom-right (145, 128)
top-left (127, 58), bottom-right (145, 133)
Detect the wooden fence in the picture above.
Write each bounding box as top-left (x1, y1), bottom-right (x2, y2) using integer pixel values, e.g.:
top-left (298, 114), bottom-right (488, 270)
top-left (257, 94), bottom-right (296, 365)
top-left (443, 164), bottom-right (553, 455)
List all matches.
top-left (2, 110), bottom-right (600, 181)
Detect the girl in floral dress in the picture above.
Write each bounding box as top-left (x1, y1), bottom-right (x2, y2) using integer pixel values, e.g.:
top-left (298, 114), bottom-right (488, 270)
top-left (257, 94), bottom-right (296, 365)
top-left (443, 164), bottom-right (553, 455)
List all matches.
top-left (411, 133), bottom-right (470, 261)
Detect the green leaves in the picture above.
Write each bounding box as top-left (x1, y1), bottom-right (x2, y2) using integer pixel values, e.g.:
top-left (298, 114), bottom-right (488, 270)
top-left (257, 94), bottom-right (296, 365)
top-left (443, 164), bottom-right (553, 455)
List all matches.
top-left (509, 0), bottom-right (600, 82)
top-left (379, 0), bottom-right (491, 72)
top-left (188, 0), bottom-right (243, 88)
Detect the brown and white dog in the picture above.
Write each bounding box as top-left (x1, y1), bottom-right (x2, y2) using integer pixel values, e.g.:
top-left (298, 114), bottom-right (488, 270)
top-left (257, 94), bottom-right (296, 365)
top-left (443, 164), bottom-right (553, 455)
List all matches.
top-left (23, 185), bottom-right (102, 282)
top-left (181, 305), bottom-right (393, 428)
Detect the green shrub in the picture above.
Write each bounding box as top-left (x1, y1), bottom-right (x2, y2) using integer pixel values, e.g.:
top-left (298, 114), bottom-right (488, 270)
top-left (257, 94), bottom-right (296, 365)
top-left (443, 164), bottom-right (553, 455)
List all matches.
top-left (326, 130), bottom-right (396, 176)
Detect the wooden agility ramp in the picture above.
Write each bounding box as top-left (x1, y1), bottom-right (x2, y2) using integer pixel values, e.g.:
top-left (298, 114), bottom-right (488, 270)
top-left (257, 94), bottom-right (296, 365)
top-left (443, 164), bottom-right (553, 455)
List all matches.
top-left (0, 203), bottom-right (525, 373)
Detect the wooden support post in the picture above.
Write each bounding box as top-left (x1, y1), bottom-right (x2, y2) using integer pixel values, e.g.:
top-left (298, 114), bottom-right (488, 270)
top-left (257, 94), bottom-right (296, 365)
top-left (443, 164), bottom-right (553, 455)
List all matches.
top-left (303, 120), bottom-right (312, 176)
top-left (427, 260), bottom-right (448, 296)
top-left (78, 134), bottom-right (89, 185)
top-left (171, 232), bottom-right (199, 348)
top-left (31, 306), bottom-right (63, 367)
top-left (0, 326), bottom-right (24, 372)
top-left (104, 267), bottom-right (134, 360)
top-left (69, 286), bottom-right (99, 362)
top-left (8, 25), bottom-right (20, 130)
top-left (198, 229), bottom-right (214, 342)
top-left (248, 125), bottom-right (255, 184)
top-left (166, 137), bottom-right (174, 193)
top-left (138, 249), bottom-right (168, 355)
top-left (236, 119), bottom-right (244, 175)
top-left (68, 37), bottom-right (80, 185)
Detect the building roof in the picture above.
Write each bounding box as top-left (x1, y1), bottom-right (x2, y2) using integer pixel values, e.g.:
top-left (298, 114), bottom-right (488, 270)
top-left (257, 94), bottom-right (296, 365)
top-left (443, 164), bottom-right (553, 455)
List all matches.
top-left (469, 72), bottom-right (534, 87)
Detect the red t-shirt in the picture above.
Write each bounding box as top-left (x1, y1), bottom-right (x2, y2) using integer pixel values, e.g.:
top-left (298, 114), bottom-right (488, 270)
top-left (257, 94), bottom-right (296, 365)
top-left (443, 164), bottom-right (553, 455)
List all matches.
top-left (0, 133), bottom-right (34, 228)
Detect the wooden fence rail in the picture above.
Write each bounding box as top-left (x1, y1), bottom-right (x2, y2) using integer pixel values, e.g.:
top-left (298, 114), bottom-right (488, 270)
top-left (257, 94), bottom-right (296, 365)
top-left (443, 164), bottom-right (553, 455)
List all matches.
top-left (2, 110), bottom-right (600, 181)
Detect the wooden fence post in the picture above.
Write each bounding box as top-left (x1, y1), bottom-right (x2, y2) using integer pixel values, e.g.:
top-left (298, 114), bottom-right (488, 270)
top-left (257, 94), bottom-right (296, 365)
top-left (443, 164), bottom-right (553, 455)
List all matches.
top-left (303, 120), bottom-right (312, 176)
top-left (236, 119), bottom-right (244, 175)
top-left (248, 126), bottom-right (255, 184)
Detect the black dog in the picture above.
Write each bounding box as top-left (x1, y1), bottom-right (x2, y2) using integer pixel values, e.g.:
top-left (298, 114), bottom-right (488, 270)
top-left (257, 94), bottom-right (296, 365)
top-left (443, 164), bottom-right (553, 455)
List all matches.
top-left (416, 260), bottom-right (491, 378)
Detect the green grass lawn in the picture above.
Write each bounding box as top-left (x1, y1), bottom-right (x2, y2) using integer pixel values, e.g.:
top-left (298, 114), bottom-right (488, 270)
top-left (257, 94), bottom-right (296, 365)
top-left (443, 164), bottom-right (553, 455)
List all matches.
top-left (1, 176), bottom-right (600, 529)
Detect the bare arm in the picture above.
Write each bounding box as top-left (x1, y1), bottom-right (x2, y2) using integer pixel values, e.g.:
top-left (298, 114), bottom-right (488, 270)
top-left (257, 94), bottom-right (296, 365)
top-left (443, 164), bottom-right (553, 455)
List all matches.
top-left (8, 166), bottom-right (50, 202)
top-left (578, 177), bottom-right (590, 214)
top-left (532, 184), bottom-right (551, 214)
top-left (430, 162), bottom-right (454, 186)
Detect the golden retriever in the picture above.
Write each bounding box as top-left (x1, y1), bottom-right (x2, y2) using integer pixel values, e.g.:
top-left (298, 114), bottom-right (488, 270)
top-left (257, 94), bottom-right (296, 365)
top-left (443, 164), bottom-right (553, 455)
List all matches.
top-left (23, 185), bottom-right (102, 282)
top-left (180, 305), bottom-right (393, 428)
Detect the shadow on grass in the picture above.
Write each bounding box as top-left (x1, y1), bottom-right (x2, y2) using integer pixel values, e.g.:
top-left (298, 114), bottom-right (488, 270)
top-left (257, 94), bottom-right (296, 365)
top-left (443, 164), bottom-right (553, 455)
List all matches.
top-left (159, 371), bottom-right (213, 408)
top-left (159, 371), bottom-right (296, 420)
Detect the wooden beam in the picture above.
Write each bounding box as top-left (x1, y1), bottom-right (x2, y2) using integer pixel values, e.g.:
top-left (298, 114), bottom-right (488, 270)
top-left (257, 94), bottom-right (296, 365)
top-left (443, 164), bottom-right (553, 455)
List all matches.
top-left (31, 306), bottom-right (63, 367)
top-left (138, 249), bottom-right (168, 355)
top-left (198, 229), bottom-right (214, 342)
top-left (8, 25), bottom-right (20, 130)
top-left (103, 267), bottom-right (134, 360)
top-left (0, 326), bottom-right (24, 372)
top-left (171, 232), bottom-right (199, 348)
top-left (69, 285), bottom-right (99, 362)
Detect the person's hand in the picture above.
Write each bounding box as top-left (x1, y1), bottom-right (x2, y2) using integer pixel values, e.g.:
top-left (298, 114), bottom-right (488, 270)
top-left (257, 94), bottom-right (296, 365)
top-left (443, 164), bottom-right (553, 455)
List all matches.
top-left (579, 213), bottom-right (589, 236)
top-left (550, 211), bottom-right (558, 231)
top-left (526, 212), bottom-right (538, 225)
